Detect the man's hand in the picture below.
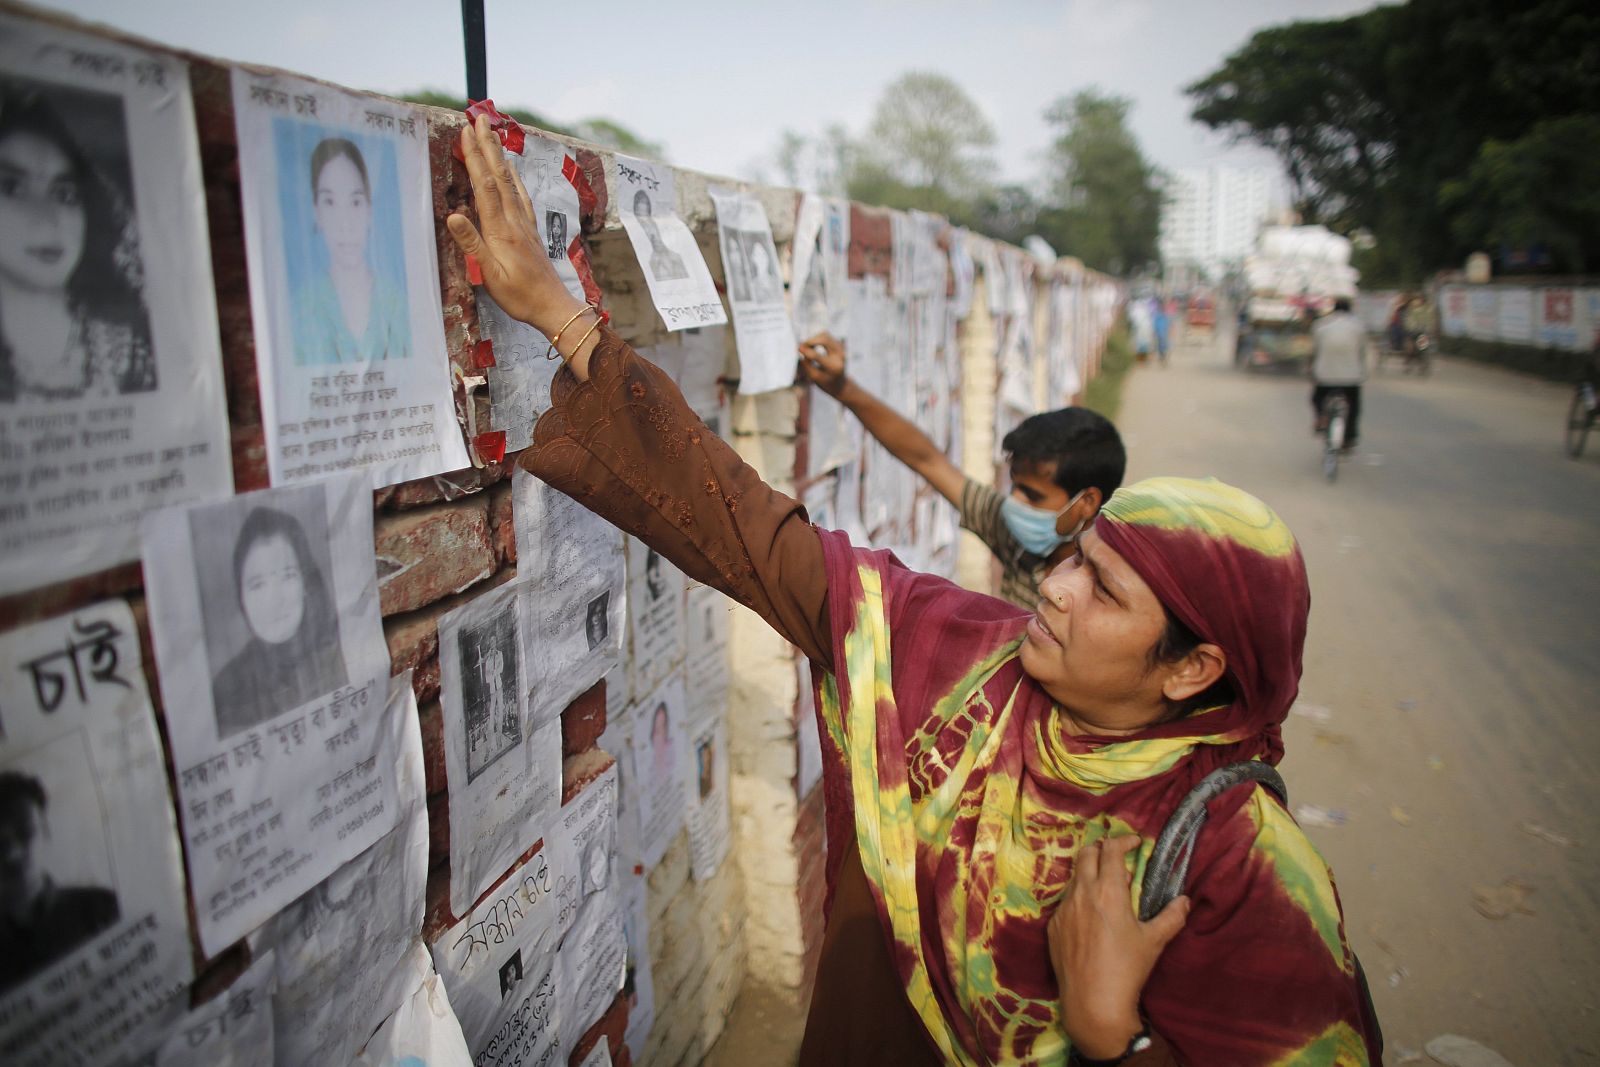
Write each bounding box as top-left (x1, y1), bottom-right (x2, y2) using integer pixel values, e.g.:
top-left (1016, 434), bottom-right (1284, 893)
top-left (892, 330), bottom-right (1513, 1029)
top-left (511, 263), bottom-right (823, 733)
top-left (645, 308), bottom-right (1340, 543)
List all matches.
top-left (446, 115), bottom-right (587, 345)
top-left (798, 333), bottom-right (848, 398)
top-left (1047, 834), bottom-right (1188, 1059)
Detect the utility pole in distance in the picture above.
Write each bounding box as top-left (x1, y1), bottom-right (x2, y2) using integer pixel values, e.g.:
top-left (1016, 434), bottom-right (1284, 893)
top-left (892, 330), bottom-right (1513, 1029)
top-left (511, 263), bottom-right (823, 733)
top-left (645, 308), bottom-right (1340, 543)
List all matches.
top-left (461, 0), bottom-right (486, 102)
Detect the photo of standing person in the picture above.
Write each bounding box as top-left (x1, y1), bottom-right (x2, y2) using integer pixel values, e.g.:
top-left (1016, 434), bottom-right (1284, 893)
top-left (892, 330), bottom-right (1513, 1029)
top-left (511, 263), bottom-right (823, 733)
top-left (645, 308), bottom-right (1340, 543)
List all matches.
top-left (289, 135), bottom-right (411, 365)
top-left (200, 498), bottom-right (349, 738)
top-left (746, 234), bottom-right (782, 302)
top-left (722, 231), bottom-right (750, 303)
top-left (0, 80), bottom-right (154, 403)
top-left (457, 605), bottom-right (521, 782)
top-left (632, 189), bottom-right (688, 282)
top-left (0, 768), bottom-right (120, 993)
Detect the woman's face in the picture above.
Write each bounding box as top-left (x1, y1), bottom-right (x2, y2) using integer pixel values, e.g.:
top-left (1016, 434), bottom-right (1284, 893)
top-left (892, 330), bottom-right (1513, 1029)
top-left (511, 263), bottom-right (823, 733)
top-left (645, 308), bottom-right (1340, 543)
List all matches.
top-left (0, 130), bottom-right (86, 292)
top-left (313, 153), bottom-right (371, 272)
top-left (239, 533), bottom-right (307, 644)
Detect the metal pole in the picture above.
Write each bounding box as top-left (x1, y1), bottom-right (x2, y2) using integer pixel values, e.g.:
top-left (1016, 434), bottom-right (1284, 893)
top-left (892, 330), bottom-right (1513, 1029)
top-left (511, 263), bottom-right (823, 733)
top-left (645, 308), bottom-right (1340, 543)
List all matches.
top-left (461, 0), bottom-right (487, 102)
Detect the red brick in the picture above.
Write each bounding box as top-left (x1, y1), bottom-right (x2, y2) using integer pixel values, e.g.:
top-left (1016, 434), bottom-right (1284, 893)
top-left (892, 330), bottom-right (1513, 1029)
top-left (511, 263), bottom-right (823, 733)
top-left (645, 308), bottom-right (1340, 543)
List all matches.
top-left (374, 498), bottom-right (494, 616)
top-left (417, 700), bottom-right (448, 796)
top-left (569, 992), bottom-right (629, 1066)
top-left (562, 749), bottom-right (616, 804)
top-left (488, 479), bottom-right (516, 568)
top-left (427, 790), bottom-right (450, 865)
top-left (560, 680), bottom-right (607, 757)
top-left (388, 460), bottom-right (512, 510)
top-left (424, 861), bottom-right (453, 940)
top-left (0, 560), bottom-right (141, 633)
top-left (575, 149), bottom-right (609, 234)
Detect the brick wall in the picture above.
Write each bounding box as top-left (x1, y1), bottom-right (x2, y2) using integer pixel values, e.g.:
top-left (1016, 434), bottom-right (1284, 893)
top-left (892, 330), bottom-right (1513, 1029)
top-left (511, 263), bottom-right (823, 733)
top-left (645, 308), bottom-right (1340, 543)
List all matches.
top-left (0, 8), bottom-right (1122, 1065)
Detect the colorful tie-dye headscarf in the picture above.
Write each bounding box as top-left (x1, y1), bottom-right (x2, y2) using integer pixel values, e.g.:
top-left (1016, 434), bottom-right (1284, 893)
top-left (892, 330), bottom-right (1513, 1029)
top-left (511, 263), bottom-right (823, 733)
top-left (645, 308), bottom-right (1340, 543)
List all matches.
top-left (811, 476), bottom-right (1377, 1066)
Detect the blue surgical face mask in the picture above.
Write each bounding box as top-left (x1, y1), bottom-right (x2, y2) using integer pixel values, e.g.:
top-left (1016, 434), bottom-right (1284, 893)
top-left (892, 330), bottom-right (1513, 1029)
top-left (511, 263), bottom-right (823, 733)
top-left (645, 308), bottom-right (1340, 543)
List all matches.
top-left (1001, 489), bottom-right (1089, 557)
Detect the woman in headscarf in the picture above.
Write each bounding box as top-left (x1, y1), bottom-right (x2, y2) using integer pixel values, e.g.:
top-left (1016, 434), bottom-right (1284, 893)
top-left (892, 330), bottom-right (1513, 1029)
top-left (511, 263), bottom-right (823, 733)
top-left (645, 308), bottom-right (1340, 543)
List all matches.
top-left (448, 116), bottom-right (1380, 1066)
top-left (211, 504), bottom-right (348, 737)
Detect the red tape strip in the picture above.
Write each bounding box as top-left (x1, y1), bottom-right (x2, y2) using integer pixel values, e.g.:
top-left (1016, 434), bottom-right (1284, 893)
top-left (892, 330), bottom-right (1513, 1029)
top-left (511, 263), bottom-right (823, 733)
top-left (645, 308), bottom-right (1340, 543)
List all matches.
top-left (465, 254), bottom-right (483, 286)
top-left (473, 430), bottom-right (507, 464)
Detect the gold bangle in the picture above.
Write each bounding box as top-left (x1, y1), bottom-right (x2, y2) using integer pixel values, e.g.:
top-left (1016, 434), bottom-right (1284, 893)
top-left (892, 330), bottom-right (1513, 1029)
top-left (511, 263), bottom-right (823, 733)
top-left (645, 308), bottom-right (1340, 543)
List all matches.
top-left (546, 304), bottom-right (598, 358)
top-left (567, 316), bottom-right (605, 358)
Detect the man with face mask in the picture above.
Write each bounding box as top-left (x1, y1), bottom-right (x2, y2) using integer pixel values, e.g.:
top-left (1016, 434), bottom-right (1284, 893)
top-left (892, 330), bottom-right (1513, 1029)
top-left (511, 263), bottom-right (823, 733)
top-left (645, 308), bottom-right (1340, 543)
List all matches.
top-left (799, 333), bottom-right (1125, 609)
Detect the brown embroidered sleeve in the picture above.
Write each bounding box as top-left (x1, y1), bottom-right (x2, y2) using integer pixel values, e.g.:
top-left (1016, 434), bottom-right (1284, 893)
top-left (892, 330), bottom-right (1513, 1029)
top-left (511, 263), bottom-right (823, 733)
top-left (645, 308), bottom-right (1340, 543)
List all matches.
top-left (519, 326), bottom-right (832, 670)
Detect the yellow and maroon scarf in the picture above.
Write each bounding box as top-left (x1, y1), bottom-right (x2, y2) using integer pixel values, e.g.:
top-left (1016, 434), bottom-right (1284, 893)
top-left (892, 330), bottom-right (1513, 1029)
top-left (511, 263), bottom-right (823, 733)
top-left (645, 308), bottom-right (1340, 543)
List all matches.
top-left (811, 477), bottom-right (1378, 1066)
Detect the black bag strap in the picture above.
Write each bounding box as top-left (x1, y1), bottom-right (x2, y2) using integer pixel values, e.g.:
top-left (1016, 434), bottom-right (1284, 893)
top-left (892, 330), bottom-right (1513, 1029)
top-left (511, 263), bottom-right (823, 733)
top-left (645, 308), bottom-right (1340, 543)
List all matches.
top-left (1135, 760), bottom-right (1384, 1055)
top-left (1137, 761), bottom-right (1286, 922)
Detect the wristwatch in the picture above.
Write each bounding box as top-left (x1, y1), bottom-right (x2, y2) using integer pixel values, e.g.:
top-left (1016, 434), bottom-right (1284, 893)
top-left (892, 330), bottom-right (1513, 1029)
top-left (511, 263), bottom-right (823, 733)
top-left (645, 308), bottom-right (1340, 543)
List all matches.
top-left (1067, 1022), bottom-right (1154, 1066)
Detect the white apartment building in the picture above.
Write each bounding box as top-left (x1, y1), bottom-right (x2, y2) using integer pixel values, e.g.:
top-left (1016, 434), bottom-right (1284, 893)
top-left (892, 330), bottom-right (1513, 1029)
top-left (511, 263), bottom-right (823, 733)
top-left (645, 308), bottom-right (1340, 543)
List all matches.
top-left (1160, 165), bottom-right (1277, 283)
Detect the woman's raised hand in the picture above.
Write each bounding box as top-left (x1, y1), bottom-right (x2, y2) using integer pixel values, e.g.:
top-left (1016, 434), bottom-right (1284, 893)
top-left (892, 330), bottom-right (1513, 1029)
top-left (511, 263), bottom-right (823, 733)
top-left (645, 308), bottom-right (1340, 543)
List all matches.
top-left (446, 115), bottom-right (587, 342)
top-left (1047, 833), bottom-right (1188, 1059)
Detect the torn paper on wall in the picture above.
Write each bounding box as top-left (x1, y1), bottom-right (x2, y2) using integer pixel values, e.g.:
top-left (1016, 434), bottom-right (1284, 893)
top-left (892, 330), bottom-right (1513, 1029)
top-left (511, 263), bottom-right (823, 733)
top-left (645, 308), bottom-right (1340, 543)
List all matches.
top-left (795, 660), bottom-right (823, 801)
top-left (512, 466), bottom-right (625, 723)
top-left (614, 155), bottom-right (726, 331)
top-left (438, 578), bottom-right (561, 916)
top-left (0, 601), bottom-right (191, 1066)
top-left (684, 714), bottom-right (730, 881)
top-left (141, 471), bottom-right (399, 955)
top-left (0, 14), bottom-right (234, 598)
top-left (256, 672), bottom-right (428, 1067)
top-left (630, 676), bottom-right (687, 870)
top-left (231, 69), bottom-right (468, 487)
top-left (710, 188), bottom-right (797, 394)
top-left (480, 291), bottom-right (560, 455)
top-left (619, 878), bottom-right (654, 1058)
top-left (156, 950), bottom-right (275, 1067)
top-left (576, 1038), bottom-right (613, 1067)
top-left (352, 946), bottom-right (473, 1067)
top-left (625, 536), bottom-right (685, 701)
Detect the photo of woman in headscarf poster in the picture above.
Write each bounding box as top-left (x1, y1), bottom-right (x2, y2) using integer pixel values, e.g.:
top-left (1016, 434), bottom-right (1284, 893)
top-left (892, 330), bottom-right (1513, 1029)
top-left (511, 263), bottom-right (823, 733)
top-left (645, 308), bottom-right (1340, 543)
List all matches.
top-left (0, 15), bottom-right (233, 599)
top-left (230, 69), bottom-right (468, 488)
top-left (141, 471), bottom-right (403, 955)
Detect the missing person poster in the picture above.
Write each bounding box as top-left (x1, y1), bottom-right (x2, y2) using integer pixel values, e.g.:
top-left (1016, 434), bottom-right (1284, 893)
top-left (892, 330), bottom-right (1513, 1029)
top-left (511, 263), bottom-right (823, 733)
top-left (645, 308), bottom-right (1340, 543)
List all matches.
top-left (710, 188), bottom-right (796, 394)
top-left (430, 843), bottom-right (575, 1067)
top-left (683, 714), bottom-right (730, 882)
top-left (683, 584), bottom-right (730, 715)
top-left (614, 155), bottom-right (725, 331)
top-left (141, 470), bottom-right (400, 955)
top-left (438, 579), bottom-right (561, 917)
top-left (0, 14), bottom-right (234, 598)
top-left (230, 69), bottom-right (468, 488)
top-left (155, 950), bottom-right (275, 1067)
top-left (511, 467), bottom-right (625, 724)
top-left (630, 677), bottom-right (687, 870)
top-left (0, 601), bottom-right (192, 1067)
top-left (625, 537), bottom-right (684, 702)
top-left (256, 673), bottom-right (429, 1067)
top-left (550, 769), bottom-right (625, 1049)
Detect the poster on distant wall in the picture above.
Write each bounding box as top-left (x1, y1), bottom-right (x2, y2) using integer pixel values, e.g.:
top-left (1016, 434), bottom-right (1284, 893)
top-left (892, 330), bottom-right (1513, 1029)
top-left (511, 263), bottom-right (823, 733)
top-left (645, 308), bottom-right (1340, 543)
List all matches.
top-left (615, 155), bottom-right (725, 331)
top-left (0, 14), bottom-right (233, 598)
top-left (231, 68), bottom-right (469, 487)
top-left (711, 188), bottom-right (797, 394)
top-left (0, 601), bottom-right (192, 1066)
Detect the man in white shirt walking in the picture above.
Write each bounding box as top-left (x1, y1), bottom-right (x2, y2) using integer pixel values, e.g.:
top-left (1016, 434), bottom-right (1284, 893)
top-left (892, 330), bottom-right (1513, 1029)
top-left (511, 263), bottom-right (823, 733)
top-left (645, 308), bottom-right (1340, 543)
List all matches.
top-left (1310, 296), bottom-right (1369, 449)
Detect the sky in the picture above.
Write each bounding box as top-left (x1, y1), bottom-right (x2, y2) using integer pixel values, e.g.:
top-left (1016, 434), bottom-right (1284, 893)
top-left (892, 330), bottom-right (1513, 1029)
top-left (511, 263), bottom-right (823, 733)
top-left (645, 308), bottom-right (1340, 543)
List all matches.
top-left (47, 0), bottom-right (1380, 193)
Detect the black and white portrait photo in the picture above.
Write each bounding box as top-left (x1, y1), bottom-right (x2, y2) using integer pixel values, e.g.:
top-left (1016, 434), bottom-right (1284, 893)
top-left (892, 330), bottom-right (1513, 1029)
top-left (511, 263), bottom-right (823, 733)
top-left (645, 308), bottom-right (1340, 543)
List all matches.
top-left (498, 949), bottom-right (523, 1000)
top-left (545, 209), bottom-right (568, 261)
top-left (644, 548), bottom-right (665, 603)
top-left (585, 590), bottom-right (610, 651)
top-left (631, 189), bottom-right (688, 283)
top-left (696, 736), bottom-right (716, 801)
top-left (722, 229), bottom-right (751, 303)
top-left (191, 487), bottom-right (349, 740)
top-left (0, 76), bottom-right (154, 404)
top-left (0, 746), bottom-right (120, 994)
top-left (744, 231), bottom-right (783, 303)
top-left (458, 603), bottom-right (522, 783)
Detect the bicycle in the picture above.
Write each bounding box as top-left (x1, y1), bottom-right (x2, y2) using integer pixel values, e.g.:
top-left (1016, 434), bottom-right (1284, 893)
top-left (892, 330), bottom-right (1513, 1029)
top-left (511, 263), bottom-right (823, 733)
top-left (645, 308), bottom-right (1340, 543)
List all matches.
top-left (1568, 378), bottom-right (1597, 458)
top-left (1320, 392), bottom-right (1350, 481)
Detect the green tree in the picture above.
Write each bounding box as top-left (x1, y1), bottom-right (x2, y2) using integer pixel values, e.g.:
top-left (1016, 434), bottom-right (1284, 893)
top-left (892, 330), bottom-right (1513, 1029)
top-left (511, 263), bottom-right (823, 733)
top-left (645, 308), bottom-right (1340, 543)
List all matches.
top-left (851, 72), bottom-right (996, 213)
top-left (1034, 90), bottom-right (1165, 275)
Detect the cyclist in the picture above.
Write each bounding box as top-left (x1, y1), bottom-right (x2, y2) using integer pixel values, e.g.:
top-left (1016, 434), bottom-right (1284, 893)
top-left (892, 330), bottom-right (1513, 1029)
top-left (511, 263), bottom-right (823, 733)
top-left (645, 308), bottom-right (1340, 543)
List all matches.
top-left (1310, 296), bottom-right (1368, 450)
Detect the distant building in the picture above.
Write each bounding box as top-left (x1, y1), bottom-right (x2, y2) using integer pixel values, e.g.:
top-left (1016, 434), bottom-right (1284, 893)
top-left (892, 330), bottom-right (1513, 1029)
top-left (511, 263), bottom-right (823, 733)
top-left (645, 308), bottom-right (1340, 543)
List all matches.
top-left (1160, 165), bottom-right (1278, 284)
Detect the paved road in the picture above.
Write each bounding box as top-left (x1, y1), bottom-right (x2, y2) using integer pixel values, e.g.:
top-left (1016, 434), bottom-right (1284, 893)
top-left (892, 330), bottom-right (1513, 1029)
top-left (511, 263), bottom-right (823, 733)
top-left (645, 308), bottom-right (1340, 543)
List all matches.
top-left (1122, 324), bottom-right (1600, 1064)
